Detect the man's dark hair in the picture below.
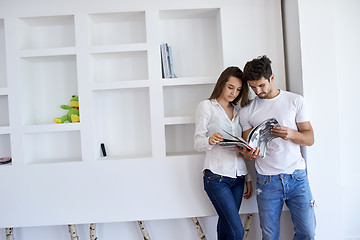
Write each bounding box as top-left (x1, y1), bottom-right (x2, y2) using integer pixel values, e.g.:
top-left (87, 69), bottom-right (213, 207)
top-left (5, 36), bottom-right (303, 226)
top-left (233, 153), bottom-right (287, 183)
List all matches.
top-left (243, 55), bottom-right (272, 81)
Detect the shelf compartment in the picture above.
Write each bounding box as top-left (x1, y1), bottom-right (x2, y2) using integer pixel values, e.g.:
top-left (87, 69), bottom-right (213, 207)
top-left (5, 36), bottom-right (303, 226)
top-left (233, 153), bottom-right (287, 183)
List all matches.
top-left (165, 123), bottom-right (199, 157)
top-left (163, 84), bottom-right (215, 118)
top-left (0, 19), bottom-right (6, 88)
top-left (159, 8), bottom-right (223, 78)
top-left (18, 15), bottom-right (75, 50)
top-left (23, 130), bottom-right (82, 164)
top-left (19, 55), bottom-right (78, 125)
top-left (0, 134), bottom-right (11, 164)
top-left (88, 11), bottom-right (146, 46)
top-left (93, 88), bottom-right (152, 160)
top-left (90, 51), bottom-right (148, 83)
top-left (0, 95), bottom-right (9, 126)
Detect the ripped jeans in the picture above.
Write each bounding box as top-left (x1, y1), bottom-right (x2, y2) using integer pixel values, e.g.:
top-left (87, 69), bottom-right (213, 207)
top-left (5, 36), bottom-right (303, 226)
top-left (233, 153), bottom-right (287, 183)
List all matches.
top-left (256, 169), bottom-right (316, 240)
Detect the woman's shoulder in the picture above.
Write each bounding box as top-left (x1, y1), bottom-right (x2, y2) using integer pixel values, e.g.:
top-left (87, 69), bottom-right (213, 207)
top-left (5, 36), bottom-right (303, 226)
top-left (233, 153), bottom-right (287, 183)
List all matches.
top-left (198, 99), bottom-right (215, 108)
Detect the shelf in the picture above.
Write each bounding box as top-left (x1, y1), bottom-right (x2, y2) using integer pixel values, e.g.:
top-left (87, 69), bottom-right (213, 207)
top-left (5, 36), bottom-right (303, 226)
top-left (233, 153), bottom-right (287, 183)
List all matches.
top-left (19, 47), bottom-right (76, 58)
top-left (165, 123), bottom-right (197, 156)
top-left (163, 83), bottom-right (215, 118)
top-left (91, 80), bottom-right (149, 91)
top-left (162, 76), bottom-right (217, 86)
top-left (159, 8), bottom-right (223, 78)
top-left (164, 116), bottom-right (194, 125)
top-left (90, 51), bottom-right (148, 83)
top-left (92, 88), bottom-right (152, 160)
top-left (0, 134), bottom-right (11, 163)
top-left (89, 43), bottom-right (147, 54)
top-left (96, 153), bottom-right (152, 161)
top-left (19, 55), bottom-right (78, 125)
top-left (0, 126), bottom-right (10, 134)
top-left (0, 87), bottom-right (8, 96)
top-left (18, 15), bottom-right (75, 50)
top-left (23, 130), bottom-right (82, 164)
top-left (0, 19), bottom-right (6, 88)
top-left (23, 123), bottom-right (80, 133)
top-left (0, 95), bottom-right (9, 127)
top-left (88, 11), bottom-right (147, 46)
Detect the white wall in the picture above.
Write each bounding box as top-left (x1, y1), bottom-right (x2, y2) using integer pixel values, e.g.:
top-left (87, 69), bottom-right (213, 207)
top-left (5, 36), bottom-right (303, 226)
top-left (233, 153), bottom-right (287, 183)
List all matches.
top-left (297, 0), bottom-right (360, 239)
top-left (333, 0), bottom-right (360, 239)
top-left (6, 0), bottom-right (359, 239)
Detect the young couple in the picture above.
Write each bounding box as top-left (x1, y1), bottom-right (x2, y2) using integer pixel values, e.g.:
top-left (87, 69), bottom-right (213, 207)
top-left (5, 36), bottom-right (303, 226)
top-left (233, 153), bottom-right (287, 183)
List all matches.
top-left (194, 56), bottom-right (316, 240)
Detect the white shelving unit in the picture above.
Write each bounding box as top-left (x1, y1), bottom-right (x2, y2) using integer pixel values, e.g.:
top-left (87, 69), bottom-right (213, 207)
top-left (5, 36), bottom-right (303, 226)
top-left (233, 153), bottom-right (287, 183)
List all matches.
top-left (0, 0), bottom-right (285, 228)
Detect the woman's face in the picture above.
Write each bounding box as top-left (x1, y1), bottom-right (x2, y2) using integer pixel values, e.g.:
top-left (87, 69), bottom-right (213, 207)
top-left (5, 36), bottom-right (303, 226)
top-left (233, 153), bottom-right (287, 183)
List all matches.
top-left (219, 76), bottom-right (242, 103)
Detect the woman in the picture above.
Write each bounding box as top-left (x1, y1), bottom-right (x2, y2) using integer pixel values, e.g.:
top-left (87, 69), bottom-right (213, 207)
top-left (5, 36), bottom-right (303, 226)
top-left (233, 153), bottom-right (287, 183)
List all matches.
top-left (194, 66), bottom-right (252, 240)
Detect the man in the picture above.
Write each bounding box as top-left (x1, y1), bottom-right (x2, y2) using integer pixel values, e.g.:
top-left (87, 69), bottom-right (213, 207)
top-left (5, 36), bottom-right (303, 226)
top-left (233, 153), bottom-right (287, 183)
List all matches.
top-left (239, 55), bottom-right (316, 240)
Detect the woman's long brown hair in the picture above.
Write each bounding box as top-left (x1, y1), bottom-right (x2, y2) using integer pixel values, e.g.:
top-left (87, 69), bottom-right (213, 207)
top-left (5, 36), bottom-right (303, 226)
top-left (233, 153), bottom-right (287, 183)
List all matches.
top-left (209, 66), bottom-right (250, 107)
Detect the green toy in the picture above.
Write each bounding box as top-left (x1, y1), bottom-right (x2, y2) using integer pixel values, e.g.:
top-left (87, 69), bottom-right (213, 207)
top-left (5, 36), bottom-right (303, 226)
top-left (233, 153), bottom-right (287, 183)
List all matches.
top-left (54, 95), bottom-right (80, 123)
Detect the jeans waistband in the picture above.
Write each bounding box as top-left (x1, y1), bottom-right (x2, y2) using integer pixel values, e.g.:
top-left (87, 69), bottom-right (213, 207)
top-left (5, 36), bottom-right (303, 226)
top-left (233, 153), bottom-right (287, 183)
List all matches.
top-left (257, 169), bottom-right (306, 179)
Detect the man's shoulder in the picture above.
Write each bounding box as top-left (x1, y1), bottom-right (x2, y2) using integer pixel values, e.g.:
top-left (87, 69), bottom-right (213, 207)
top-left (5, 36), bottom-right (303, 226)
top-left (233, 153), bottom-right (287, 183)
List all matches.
top-left (281, 90), bottom-right (304, 100)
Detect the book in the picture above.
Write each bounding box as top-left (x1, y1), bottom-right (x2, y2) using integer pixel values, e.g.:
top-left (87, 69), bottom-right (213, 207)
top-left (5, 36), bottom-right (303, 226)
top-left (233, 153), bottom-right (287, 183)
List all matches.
top-left (218, 117), bottom-right (280, 158)
top-left (160, 43), bottom-right (176, 78)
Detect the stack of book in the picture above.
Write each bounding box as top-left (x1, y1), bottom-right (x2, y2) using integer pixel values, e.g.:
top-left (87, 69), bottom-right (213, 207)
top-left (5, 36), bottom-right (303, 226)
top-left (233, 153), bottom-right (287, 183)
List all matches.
top-left (160, 43), bottom-right (176, 78)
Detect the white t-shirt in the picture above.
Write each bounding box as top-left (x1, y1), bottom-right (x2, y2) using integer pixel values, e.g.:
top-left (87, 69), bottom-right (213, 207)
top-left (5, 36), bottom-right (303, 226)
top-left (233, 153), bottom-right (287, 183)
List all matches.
top-left (240, 90), bottom-right (309, 175)
top-left (194, 99), bottom-right (250, 179)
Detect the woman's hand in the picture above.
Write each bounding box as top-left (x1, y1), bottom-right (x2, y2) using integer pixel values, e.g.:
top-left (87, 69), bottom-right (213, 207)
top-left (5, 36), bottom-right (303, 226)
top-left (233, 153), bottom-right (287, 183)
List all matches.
top-left (209, 132), bottom-right (224, 145)
top-left (236, 146), bottom-right (260, 160)
top-left (243, 181), bottom-right (253, 199)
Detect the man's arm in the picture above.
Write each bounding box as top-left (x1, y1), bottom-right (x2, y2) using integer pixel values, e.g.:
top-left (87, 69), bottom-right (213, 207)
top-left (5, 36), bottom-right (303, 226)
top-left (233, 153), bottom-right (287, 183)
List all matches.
top-left (271, 121), bottom-right (314, 146)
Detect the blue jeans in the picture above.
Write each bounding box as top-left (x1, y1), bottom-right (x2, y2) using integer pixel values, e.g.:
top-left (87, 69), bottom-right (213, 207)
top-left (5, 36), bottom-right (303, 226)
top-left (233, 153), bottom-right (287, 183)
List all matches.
top-left (256, 169), bottom-right (316, 240)
top-left (203, 169), bottom-right (245, 240)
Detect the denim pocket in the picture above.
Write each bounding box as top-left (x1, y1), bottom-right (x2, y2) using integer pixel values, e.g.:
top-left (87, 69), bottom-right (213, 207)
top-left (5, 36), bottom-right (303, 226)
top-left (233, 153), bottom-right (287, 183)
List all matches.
top-left (292, 169), bottom-right (307, 181)
top-left (256, 174), bottom-right (271, 187)
top-left (204, 170), bottom-right (222, 183)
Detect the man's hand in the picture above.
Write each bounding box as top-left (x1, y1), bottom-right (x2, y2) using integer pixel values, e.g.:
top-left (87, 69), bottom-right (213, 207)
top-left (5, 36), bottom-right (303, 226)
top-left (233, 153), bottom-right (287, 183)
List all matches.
top-left (236, 146), bottom-right (260, 160)
top-left (271, 121), bottom-right (314, 146)
top-left (271, 126), bottom-right (294, 140)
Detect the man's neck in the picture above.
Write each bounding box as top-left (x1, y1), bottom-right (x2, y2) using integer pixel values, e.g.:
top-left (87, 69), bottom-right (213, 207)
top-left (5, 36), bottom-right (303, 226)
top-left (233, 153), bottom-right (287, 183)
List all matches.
top-left (265, 88), bottom-right (280, 99)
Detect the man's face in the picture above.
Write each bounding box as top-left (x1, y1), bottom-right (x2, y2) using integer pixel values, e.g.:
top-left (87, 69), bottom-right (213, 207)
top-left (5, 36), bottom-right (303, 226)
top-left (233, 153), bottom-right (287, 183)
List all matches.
top-left (248, 76), bottom-right (274, 99)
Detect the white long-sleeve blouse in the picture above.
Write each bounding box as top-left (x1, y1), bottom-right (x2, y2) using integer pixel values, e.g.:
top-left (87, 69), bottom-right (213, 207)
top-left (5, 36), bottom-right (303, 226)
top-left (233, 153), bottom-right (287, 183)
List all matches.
top-left (194, 99), bottom-right (250, 180)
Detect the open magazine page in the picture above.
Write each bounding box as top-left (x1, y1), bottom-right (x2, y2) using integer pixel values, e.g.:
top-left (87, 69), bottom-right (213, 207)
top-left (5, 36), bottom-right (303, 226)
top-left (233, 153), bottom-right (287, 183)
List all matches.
top-left (218, 129), bottom-right (252, 150)
top-left (247, 118), bottom-right (280, 158)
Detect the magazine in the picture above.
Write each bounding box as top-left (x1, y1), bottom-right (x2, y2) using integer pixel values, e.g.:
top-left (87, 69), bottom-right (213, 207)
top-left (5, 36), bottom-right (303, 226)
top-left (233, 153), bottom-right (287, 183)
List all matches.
top-left (218, 117), bottom-right (280, 158)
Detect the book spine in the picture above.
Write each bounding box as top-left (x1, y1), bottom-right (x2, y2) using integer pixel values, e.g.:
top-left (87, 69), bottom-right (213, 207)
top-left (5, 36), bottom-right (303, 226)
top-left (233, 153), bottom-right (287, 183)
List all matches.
top-left (168, 45), bottom-right (175, 78)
